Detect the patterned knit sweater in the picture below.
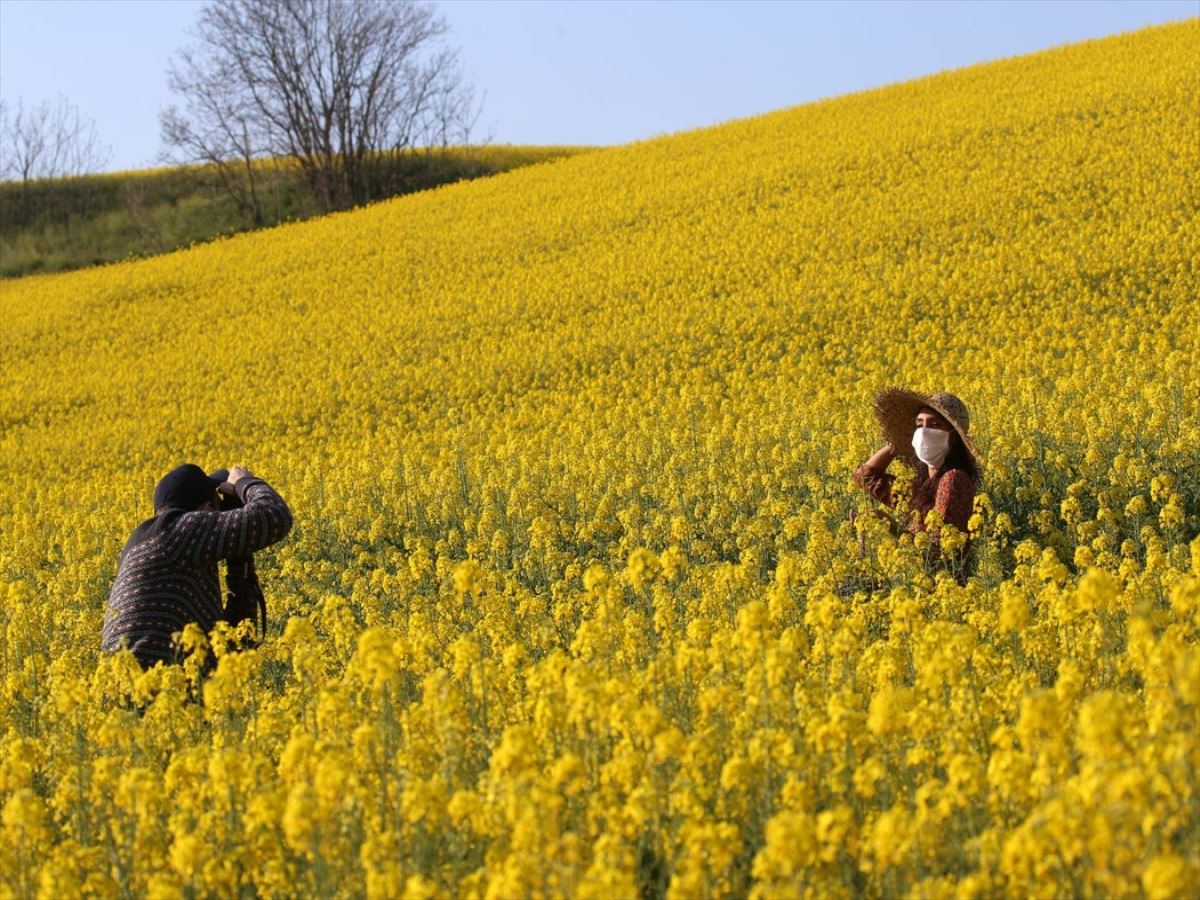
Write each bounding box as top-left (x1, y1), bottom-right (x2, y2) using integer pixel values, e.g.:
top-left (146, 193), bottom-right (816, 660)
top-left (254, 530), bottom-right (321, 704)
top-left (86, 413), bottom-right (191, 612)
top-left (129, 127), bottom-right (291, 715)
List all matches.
top-left (101, 477), bottom-right (292, 667)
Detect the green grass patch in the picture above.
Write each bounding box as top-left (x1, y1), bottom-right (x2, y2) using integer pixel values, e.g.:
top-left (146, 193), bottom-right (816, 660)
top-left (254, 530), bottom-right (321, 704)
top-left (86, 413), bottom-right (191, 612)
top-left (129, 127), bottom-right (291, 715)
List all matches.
top-left (0, 146), bottom-right (587, 279)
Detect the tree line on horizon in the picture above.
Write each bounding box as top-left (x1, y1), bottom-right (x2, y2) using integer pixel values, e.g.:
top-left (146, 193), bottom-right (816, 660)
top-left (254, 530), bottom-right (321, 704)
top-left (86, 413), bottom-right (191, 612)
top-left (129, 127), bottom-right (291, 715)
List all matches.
top-left (0, 0), bottom-right (484, 276)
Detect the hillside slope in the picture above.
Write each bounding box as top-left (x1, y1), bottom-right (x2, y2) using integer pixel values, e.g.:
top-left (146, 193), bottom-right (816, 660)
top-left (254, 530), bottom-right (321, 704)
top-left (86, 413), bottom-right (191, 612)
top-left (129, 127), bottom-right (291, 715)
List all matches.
top-left (0, 145), bottom-right (586, 278)
top-left (1, 19), bottom-right (1198, 898)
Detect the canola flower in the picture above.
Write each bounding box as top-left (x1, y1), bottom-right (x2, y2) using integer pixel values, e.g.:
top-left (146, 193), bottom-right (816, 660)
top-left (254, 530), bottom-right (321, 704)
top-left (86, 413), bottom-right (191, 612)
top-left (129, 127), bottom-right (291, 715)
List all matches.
top-left (2, 19), bottom-right (1199, 899)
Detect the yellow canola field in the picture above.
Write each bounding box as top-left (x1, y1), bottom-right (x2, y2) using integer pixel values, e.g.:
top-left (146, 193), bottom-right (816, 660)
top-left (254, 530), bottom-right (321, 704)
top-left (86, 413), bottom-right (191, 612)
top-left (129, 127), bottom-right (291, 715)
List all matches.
top-left (2, 19), bottom-right (1199, 899)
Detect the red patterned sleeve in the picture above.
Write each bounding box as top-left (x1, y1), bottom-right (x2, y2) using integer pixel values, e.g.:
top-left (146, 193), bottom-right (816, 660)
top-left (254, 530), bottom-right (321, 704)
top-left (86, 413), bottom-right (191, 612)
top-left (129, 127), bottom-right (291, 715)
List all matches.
top-left (854, 465), bottom-right (896, 508)
top-left (934, 469), bottom-right (975, 532)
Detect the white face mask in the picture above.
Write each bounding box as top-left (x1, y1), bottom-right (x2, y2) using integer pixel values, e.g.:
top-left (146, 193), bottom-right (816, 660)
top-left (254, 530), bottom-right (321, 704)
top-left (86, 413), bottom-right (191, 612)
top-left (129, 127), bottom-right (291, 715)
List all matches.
top-left (912, 427), bottom-right (951, 469)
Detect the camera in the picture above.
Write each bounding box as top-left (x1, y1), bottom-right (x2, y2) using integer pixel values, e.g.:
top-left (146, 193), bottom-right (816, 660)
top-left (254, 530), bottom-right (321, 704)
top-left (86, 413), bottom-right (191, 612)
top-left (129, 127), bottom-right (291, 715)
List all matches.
top-left (209, 469), bottom-right (245, 511)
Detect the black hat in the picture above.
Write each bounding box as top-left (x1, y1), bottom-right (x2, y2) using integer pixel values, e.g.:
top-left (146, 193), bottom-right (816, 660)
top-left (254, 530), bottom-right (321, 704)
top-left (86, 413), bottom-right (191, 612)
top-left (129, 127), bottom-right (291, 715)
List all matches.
top-left (153, 464), bottom-right (225, 512)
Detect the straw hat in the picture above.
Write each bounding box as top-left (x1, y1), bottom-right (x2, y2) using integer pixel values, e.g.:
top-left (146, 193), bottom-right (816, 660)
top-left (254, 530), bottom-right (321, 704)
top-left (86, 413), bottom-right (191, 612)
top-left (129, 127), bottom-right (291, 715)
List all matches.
top-left (874, 386), bottom-right (982, 479)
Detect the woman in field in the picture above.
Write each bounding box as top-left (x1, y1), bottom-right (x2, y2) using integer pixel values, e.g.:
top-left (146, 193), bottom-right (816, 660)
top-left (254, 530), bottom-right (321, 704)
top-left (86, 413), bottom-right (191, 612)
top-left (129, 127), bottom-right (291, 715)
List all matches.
top-left (853, 388), bottom-right (981, 581)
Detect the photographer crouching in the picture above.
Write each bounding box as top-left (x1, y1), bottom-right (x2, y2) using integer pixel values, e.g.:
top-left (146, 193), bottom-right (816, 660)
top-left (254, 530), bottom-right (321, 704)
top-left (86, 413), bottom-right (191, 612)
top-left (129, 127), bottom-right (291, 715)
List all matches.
top-left (101, 464), bottom-right (293, 669)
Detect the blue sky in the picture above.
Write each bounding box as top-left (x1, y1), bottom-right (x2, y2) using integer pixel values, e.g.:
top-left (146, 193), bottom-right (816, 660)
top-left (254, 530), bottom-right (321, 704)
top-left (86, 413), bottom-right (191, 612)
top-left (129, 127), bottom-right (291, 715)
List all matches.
top-left (0, 0), bottom-right (1194, 173)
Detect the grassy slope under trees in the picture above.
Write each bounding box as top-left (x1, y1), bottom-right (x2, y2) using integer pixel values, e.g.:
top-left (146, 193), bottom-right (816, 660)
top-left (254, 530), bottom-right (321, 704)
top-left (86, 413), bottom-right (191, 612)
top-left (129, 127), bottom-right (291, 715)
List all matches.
top-left (0, 146), bottom-right (586, 278)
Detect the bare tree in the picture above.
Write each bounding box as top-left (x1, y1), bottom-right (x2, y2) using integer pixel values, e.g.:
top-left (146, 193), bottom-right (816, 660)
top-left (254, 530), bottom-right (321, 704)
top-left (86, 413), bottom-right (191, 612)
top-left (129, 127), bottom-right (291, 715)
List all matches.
top-left (1, 96), bottom-right (113, 232)
top-left (0, 95), bottom-right (112, 183)
top-left (161, 0), bottom-right (479, 216)
top-left (160, 59), bottom-right (271, 226)
top-left (0, 101), bottom-right (9, 183)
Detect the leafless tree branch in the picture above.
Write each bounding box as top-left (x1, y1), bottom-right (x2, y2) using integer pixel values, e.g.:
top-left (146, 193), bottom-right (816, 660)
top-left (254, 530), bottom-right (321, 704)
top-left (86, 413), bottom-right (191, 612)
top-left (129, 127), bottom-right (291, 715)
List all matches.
top-left (160, 0), bottom-right (480, 214)
top-left (0, 95), bottom-right (112, 184)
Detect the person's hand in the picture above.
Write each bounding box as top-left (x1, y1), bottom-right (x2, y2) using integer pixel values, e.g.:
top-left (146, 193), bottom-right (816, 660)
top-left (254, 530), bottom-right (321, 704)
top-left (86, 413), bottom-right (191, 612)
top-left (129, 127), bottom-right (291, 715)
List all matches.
top-left (862, 443), bottom-right (895, 473)
top-left (227, 466), bottom-right (253, 486)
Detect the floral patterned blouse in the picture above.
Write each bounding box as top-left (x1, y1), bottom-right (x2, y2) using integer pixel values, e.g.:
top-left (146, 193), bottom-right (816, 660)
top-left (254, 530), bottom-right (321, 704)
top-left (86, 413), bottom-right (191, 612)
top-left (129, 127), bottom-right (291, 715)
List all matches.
top-left (853, 463), bottom-right (976, 535)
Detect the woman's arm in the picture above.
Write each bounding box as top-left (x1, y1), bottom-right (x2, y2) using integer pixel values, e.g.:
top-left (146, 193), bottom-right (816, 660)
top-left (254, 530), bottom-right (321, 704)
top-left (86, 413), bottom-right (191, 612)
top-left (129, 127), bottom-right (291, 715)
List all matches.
top-left (862, 444), bottom-right (896, 473)
top-left (853, 444), bottom-right (897, 507)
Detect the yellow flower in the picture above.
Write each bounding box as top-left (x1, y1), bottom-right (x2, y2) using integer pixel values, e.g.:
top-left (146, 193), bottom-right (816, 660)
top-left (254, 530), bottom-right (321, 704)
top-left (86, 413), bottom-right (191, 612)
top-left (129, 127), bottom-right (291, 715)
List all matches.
top-left (868, 685), bottom-right (914, 737)
top-left (3, 18), bottom-right (1199, 899)
top-left (1142, 854), bottom-right (1193, 900)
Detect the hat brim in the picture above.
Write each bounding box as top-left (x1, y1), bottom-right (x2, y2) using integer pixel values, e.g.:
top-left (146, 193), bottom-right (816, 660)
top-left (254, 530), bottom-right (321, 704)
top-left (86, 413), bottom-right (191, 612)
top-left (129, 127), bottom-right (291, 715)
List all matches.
top-left (874, 386), bottom-right (982, 479)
